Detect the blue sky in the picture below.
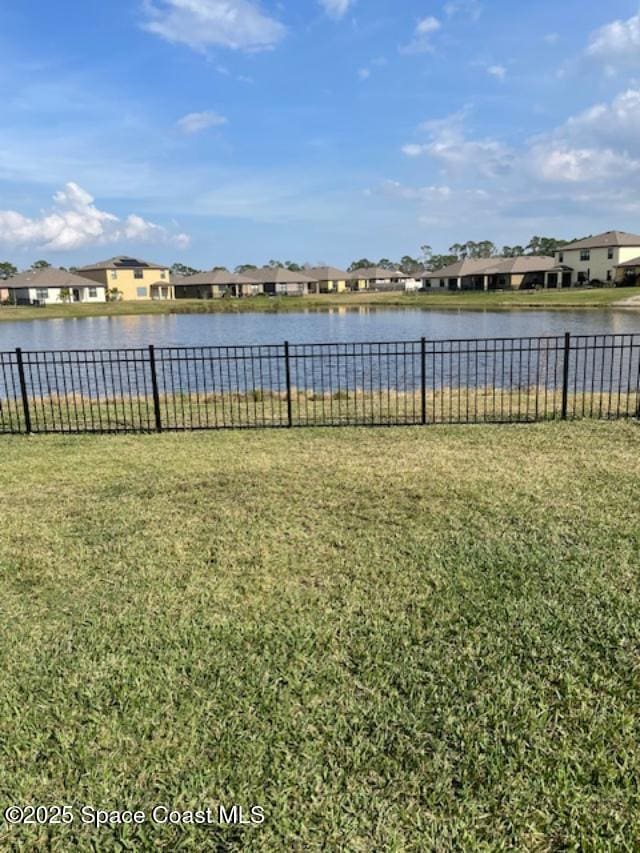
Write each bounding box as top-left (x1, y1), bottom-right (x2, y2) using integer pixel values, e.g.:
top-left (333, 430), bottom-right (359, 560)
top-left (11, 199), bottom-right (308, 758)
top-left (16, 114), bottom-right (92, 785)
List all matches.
top-left (1, 0), bottom-right (640, 269)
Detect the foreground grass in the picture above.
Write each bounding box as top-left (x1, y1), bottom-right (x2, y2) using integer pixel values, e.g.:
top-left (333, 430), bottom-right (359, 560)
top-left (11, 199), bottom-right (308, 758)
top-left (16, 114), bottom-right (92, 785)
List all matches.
top-left (1, 422), bottom-right (640, 849)
top-left (1, 286), bottom-right (639, 323)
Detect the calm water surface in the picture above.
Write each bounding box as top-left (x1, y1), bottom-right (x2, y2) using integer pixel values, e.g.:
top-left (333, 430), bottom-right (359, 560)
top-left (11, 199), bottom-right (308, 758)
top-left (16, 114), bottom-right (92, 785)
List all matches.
top-left (1, 307), bottom-right (639, 351)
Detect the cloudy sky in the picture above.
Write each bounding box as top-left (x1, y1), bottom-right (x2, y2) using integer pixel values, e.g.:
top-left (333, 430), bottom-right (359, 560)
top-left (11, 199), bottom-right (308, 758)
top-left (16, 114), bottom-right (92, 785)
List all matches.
top-left (1, 0), bottom-right (640, 268)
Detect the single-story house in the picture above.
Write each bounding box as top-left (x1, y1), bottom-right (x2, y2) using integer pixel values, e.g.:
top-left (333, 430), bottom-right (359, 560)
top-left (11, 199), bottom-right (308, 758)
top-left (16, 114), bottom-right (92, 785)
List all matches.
top-left (616, 255), bottom-right (640, 285)
top-left (243, 267), bottom-right (318, 296)
top-left (173, 269), bottom-right (262, 299)
top-left (346, 267), bottom-right (419, 292)
top-left (555, 231), bottom-right (640, 286)
top-left (4, 267), bottom-right (107, 305)
top-left (305, 267), bottom-right (349, 294)
top-left (0, 283), bottom-right (9, 303)
top-left (423, 256), bottom-right (560, 291)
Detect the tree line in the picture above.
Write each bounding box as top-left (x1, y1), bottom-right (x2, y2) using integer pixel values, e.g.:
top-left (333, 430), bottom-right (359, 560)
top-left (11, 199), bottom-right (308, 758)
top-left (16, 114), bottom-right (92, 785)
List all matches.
top-left (0, 236), bottom-right (578, 283)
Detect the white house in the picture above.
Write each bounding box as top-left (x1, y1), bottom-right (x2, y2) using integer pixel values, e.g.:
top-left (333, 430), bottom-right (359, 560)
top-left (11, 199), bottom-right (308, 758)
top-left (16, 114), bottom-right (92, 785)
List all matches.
top-left (5, 267), bottom-right (107, 305)
top-left (346, 267), bottom-right (420, 292)
top-left (555, 231), bottom-right (640, 286)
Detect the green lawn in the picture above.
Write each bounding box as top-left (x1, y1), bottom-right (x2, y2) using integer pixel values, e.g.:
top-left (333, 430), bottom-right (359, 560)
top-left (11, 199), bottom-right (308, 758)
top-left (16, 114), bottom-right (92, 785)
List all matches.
top-left (1, 286), bottom-right (639, 323)
top-left (1, 422), bottom-right (640, 849)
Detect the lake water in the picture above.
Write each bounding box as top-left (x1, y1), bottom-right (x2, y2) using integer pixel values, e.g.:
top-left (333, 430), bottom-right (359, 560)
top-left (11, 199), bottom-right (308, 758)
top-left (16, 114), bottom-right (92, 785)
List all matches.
top-left (0, 307), bottom-right (639, 351)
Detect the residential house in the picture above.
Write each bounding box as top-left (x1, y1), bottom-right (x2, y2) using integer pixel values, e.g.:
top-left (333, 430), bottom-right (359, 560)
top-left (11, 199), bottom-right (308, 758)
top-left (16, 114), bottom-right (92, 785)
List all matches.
top-left (554, 231), bottom-right (640, 286)
top-left (616, 255), bottom-right (640, 285)
top-left (0, 283), bottom-right (9, 303)
top-left (243, 267), bottom-right (318, 296)
top-left (4, 267), bottom-right (106, 305)
top-left (305, 267), bottom-right (349, 294)
top-left (173, 269), bottom-right (262, 299)
top-left (346, 267), bottom-right (417, 292)
top-left (79, 256), bottom-right (173, 300)
top-left (424, 256), bottom-right (559, 291)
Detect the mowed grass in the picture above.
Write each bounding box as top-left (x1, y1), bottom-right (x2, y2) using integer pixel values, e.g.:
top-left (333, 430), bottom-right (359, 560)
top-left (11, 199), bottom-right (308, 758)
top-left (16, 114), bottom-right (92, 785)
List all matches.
top-left (1, 285), bottom-right (639, 323)
top-left (1, 422), bottom-right (640, 849)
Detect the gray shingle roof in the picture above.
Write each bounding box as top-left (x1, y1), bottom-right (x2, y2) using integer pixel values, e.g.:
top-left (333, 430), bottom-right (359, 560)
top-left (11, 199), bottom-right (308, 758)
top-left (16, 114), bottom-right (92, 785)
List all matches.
top-left (616, 255), bottom-right (640, 268)
top-left (305, 266), bottom-right (349, 280)
top-left (6, 268), bottom-right (105, 289)
top-left (173, 269), bottom-right (256, 286)
top-left (242, 267), bottom-right (318, 284)
top-left (426, 256), bottom-right (557, 278)
top-left (346, 267), bottom-right (409, 280)
top-left (79, 256), bottom-right (168, 271)
top-left (559, 231), bottom-right (640, 251)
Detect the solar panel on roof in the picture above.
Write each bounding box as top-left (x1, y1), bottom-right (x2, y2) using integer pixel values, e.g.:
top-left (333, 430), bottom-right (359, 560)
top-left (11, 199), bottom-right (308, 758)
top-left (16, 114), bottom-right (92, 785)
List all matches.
top-left (115, 258), bottom-right (149, 268)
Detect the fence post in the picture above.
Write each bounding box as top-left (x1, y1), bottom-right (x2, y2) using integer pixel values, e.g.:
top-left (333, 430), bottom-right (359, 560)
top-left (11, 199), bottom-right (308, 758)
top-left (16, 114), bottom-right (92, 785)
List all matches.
top-left (561, 332), bottom-right (571, 420)
top-left (284, 341), bottom-right (293, 427)
top-left (15, 348), bottom-right (32, 434)
top-left (420, 337), bottom-right (427, 425)
top-left (148, 345), bottom-right (162, 433)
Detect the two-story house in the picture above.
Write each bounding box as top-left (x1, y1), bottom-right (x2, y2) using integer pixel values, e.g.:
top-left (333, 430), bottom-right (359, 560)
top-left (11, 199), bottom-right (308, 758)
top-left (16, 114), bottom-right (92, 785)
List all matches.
top-left (78, 256), bottom-right (173, 301)
top-left (554, 231), bottom-right (640, 286)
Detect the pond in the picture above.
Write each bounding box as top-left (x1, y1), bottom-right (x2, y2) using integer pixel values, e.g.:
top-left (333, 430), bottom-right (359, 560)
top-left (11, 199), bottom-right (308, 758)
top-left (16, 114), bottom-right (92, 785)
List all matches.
top-left (0, 306), bottom-right (639, 351)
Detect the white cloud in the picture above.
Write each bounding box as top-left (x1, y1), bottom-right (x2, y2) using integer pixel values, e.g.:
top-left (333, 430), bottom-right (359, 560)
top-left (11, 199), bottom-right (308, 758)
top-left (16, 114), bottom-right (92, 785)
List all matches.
top-left (141, 0), bottom-right (286, 53)
top-left (401, 16), bottom-right (441, 54)
top-left (357, 67), bottom-right (370, 80)
top-left (444, 0), bottom-right (482, 21)
top-left (531, 145), bottom-right (640, 183)
top-left (318, 0), bottom-right (354, 20)
top-left (403, 111), bottom-right (514, 177)
top-left (177, 110), bottom-right (228, 133)
top-left (0, 182), bottom-right (190, 251)
top-left (587, 12), bottom-right (640, 67)
top-left (487, 64), bottom-right (506, 80)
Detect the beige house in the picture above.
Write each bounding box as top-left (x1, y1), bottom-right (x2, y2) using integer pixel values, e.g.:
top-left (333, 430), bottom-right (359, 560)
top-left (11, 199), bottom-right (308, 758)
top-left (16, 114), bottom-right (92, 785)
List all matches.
top-left (616, 255), bottom-right (640, 285)
top-left (424, 256), bottom-right (559, 291)
top-left (4, 267), bottom-right (106, 305)
top-left (305, 267), bottom-right (349, 294)
top-left (555, 231), bottom-right (640, 286)
top-left (173, 269), bottom-right (262, 299)
top-left (346, 267), bottom-right (416, 292)
top-left (79, 256), bottom-right (173, 301)
top-left (243, 267), bottom-right (318, 296)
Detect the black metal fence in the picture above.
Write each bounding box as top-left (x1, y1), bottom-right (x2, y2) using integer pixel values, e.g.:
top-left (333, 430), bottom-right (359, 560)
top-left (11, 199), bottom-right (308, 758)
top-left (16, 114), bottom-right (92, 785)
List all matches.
top-left (1, 333), bottom-right (639, 434)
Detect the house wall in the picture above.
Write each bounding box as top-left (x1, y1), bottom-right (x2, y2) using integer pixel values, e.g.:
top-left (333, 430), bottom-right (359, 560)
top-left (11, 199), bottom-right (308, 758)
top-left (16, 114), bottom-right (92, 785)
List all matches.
top-left (0, 286), bottom-right (8, 302)
top-left (82, 267), bottom-right (173, 300)
top-left (319, 279), bottom-right (348, 293)
top-left (7, 286), bottom-right (106, 305)
top-left (556, 246), bottom-right (640, 285)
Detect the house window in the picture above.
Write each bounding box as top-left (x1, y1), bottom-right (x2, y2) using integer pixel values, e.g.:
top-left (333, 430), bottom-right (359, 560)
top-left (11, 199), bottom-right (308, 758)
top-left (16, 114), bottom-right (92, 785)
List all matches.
top-left (110, 270), bottom-right (118, 280)
top-left (89, 287), bottom-right (98, 298)
top-left (136, 286), bottom-right (147, 298)
top-left (558, 252), bottom-right (564, 263)
top-left (134, 269), bottom-right (144, 279)
top-left (607, 270), bottom-right (612, 282)
top-left (35, 288), bottom-right (48, 301)
top-left (580, 249), bottom-right (590, 261)
top-left (160, 271), bottom-right (167, 279)
top-left (577, 272), bottom-right (588, 284)
top-left (608, 248), bottom-right (614, 260)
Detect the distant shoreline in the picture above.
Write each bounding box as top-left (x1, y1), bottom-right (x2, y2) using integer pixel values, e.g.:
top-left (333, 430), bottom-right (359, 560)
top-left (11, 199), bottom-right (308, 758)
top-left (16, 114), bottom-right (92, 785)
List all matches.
top-left (1, 288), bottom-right (639, 323)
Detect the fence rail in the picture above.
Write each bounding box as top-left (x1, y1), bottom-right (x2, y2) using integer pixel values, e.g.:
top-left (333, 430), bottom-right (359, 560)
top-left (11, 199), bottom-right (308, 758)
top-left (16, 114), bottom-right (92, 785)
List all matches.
top-left (1, 333), bottom-right (639, 434)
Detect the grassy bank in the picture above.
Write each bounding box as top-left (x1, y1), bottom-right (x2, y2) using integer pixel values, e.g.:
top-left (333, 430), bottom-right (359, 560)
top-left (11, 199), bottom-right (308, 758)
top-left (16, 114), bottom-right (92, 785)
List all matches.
top-left (1, 286), bottom-right (639, 323)
top-left (1, 422), bottom-right (640, 849)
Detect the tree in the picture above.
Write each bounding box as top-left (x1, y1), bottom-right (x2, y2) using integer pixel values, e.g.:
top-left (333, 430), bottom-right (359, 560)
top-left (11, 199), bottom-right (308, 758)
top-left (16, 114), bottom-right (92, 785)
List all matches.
top-left (526, 236), bottom-right (570, 257)
top-left (399, 256), bottom-right (424, 275)
top-left (502, 245), bottom-right (525, 258)
top-left (420, 244), bottom-right (433, 263)
top-left (427, 254), bottom-right (458, 272)
top-left (171, 262), bottom-right (199, 278)
top-left (31, 259), bottom-right (51, 269)
top-left (268, 259), bottom-right (283, 269)
top-left (348, 259), bottom-right (375, 272)
top-left (106, 287), bottom-right (122, 302)
top-left (235, 264), bottom-right (257, 274)
top-left (57, 288), bottom-right (71, 303)
top-left (0, 262), bottom-right (17, 280)
top-left (377, 258), bottom-right (397, 270)
top-left (285, 262), bottom-right (303, 272)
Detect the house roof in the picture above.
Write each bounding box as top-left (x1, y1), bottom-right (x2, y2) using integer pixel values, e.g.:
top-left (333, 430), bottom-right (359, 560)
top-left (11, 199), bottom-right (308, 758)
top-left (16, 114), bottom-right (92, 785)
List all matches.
top-left (242, 267), bottom-right (318, 284)
top-left (305, 266), bottom-right (349, 280)
top-left (6, 267), bottom-right (105, 289)
top-left (346, 267), bottom-right (409, 280)
top-left (173, 269), bottom-right (256, 286)
top-left (559, 231), bottom-right (640, 251)
top-left (78, 255), bottom-right (168, 271)
top-left (426, 256), bottom-right (557, 278)
top-left (616, 255), bottom-right (640, 268)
